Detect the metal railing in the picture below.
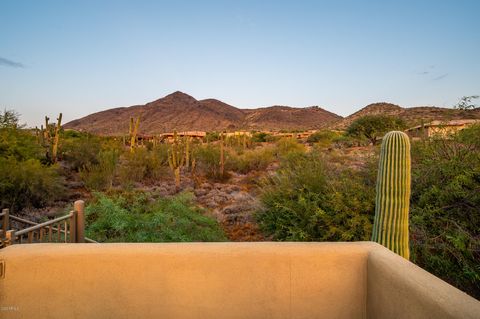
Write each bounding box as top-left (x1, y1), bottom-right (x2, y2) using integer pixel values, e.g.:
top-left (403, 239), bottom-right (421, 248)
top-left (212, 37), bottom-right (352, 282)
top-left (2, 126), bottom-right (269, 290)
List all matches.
top-left (0, 200), bottom-right (98, 247)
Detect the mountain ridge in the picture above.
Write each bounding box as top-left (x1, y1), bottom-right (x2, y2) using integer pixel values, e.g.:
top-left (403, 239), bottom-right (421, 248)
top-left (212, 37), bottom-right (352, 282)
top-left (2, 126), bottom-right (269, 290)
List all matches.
top-left (64, 93), bottom-right (480, 135)
top-left (64, 91), bottom-right (342, 135)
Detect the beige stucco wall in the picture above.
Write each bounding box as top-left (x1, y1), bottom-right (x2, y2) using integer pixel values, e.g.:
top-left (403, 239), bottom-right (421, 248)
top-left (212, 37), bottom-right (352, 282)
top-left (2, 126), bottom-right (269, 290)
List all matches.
top-left (0, 242), bottom-right (369, 319)
top-left (0, 242), bottom-right (478, 319)
top-left (367, 244), bottom-right (480, 319)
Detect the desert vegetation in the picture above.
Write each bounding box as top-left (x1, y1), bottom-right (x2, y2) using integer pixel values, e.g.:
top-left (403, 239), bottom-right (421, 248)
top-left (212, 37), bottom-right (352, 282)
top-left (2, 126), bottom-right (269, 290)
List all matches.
top-left (1, 109), bottom-right (479, 297)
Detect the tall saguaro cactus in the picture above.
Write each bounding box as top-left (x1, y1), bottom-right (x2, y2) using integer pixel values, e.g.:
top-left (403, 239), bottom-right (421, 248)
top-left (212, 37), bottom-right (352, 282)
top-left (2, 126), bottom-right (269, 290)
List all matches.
top-left (51, 113), bottom-right (62, 163)
top-left (168, 131), bottom-right (185, 191)
top-left (129, 117), bottom-right (140, 153)
top-left (371, 131), bottom-right (411, 259)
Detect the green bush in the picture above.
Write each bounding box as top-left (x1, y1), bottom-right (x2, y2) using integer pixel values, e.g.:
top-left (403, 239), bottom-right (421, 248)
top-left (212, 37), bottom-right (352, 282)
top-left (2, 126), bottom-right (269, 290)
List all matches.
top-left (347, 115), bottom-right (406, 145)
top-left (85, 192), bottom-right (227, 242)
top-left (0, 127), bottom-right (43, 161)
top-left (228, 146), bottom-right (275, 174)
top-left (61, 134), bottom-right (103, 171)
top-left (118, 146), bottom-right (170, 186)
top-left (409, 124), bottom-right (480, 298)
top-left (274, 137), bottom-right (306, 157)
top-left (80, 149), bottom-right (119, 191)
top-left (331, 134), bottom-right (364, 148)
top-left (252, 132), bottom-right (269, 143)
top-left (256, 150), bottom-right (375, 241)
top-left (195, 143), bottom-right (226, 180)
top-left (306, 130), bottom-right (339, 147)
top-left (0, 157), bottom-right (65, 211)
top-left (0, 118), bottom-right (65, 211)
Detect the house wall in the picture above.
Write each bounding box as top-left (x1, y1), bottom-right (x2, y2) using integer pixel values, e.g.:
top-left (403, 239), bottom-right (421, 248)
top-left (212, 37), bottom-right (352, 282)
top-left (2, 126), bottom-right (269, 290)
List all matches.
top-left (0, 242), bottom-right (479, 319)
top-left (367, 244), bottom-right (480, 319)
top-left (0, 242), bottom-right (369, 319)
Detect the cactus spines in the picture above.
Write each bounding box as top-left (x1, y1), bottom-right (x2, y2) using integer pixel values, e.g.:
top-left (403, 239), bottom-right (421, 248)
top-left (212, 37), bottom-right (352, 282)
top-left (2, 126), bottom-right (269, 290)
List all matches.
top-left (372, 131), bottom-right (411, 259)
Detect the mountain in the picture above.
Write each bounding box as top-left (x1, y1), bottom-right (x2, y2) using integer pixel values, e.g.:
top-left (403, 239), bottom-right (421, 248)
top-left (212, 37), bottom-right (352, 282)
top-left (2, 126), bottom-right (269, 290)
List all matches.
top-left (64, 91), bottom-right (342, 135)
top-left (330, 102), bottom-right (480, 129)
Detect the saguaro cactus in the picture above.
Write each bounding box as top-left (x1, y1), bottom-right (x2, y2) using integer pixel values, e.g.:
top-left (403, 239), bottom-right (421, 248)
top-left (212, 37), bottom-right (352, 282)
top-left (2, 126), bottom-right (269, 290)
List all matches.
top-left (41, 113), bottom-right (62, 163)
top-left (220, 132), bottom-right (225, 177)
top-left (129, 117), bottom-right (140, 153)
top-left (371, 131), bottom-right (411, 259)
top-left (51, 113), bottom-right (62, 163)
top-left (168, 131), bottom-right (185, 190)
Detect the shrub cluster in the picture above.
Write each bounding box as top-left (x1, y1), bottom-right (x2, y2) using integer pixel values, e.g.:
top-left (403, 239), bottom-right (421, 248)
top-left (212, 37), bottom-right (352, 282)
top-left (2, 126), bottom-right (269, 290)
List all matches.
top-left (256, 150), bottom-right (375, 241)
top-left (85, 191), bottom-right (227, 242)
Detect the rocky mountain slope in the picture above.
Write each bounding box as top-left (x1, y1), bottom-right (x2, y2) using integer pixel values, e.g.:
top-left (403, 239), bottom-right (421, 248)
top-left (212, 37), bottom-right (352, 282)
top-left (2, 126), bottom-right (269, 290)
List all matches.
top-left (64, 92), bottom-right (341, 135)
top-left (330, 102), bottom-right (480, 129)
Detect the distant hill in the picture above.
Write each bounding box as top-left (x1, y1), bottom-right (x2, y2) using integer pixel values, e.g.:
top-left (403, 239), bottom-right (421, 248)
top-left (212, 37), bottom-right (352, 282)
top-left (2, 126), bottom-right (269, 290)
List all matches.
top-left (64, 91), bottom-right (342, 135)
top-left (330, 102), bottom-right (480, 129)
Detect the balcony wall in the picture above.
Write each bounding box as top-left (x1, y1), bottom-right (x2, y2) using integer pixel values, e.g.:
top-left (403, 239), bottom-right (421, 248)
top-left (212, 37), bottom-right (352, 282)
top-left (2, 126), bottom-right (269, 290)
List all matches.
top-left (0, 242), bottom-right (478, 319)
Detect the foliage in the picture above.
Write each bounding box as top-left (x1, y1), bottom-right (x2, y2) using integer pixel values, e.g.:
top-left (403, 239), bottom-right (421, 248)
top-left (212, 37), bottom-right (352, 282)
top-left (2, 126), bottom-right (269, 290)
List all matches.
top-left (252, 132), bottom-right (269, 143)
top-left (0, 157), bottom-right (65, 211)
top-left (0, 127), bottom-right (43, 161)
top-left (454, 95), bottom-right (479, 110)
top-left (331, 133), bottom-right (366, 148)
top-left (206, 131), bottom-right (220, 142)
top-left (256, 150), bottom-right (375, 241)
top-left (347, 115), bottom-right (406, 145)
top-left (0, 117), bottom-right (65, 211)
top-left (61, 133), bottom-right (103, 171)
top-left (80, 149), bottom-right (119, 191)
top-left (307, 130), bottom-right (340, 147)
top-left (195, 143), bottom-right (228, 180)
top-left (85, 192), bottom-right (227, 242)
top-left (274, 137), bottom-right (306, 157)
top-left (409, 124), bottom-right (480, 298)
top-left (0, 109), bottom-right (22, 129)
top-left (228, 146), bottom-right (275, 174)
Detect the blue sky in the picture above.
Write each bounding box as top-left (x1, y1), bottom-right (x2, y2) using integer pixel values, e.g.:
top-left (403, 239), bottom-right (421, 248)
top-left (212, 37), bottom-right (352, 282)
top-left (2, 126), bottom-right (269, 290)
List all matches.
top-left (1, 0), bottom-right (479, 127)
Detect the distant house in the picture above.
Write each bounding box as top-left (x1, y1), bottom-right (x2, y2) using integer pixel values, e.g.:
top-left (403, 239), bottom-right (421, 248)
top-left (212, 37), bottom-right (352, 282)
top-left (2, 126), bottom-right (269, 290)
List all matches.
top-left (405, 119), bottom-right (480, 139)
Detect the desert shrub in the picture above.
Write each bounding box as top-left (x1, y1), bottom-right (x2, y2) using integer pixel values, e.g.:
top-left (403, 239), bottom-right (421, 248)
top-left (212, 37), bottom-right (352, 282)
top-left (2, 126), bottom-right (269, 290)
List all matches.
top-left (307, 130), bottom-right (340, 147)
top-left (80, 149), bottom-right (119, 191)
top-left (85, 192), bottom-right (227, 242)
top-left (331, 134), bottom-right (362, 148)
top-left (117, 146), bottom-right (169, 186)
top-left (195, 143), bottom-right (228, 180)
top-left (61, 134), bottom-right (103, 171)
top-left (228, 146), bottom-right (275, 174)
top-left (274, 137), bottom-right (306, 157)
top-left (205, 132), bottom-right (220, 142)
top-left (256, 150), bottom-right (375, 241)
top-left (252, 132), bottom-right (269, 143)
top-left (0, 127), bottom-right (43, 161)
top-left (0, 157), bottom-right (65, 211)
top-left (409, 125), bottom-right (480, 298)
top-left (347, 115), bottom-right (406, 145)
top-left (0, 116), bottom-right (65, 211)
top-left (265, 134), bottom-right (281, 142)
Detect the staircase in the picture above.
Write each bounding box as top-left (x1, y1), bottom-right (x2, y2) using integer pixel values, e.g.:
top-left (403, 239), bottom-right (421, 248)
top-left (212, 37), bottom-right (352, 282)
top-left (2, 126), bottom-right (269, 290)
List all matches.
top-left (0, 200), bottom-right (97, 247)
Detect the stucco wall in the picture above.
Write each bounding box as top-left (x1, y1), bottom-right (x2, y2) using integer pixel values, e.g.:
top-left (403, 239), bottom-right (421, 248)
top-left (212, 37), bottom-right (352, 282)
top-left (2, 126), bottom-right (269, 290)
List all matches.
top-left (367, 244), bottom-right (480, 319)
top-left (0, 242), bottom-right (478, 319)
top-left (0, 242), bottom-right (369, 319)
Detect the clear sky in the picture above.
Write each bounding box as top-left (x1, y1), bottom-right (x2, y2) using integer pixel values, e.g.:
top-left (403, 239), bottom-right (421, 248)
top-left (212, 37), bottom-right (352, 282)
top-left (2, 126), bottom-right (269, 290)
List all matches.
top-left (1, 0), bottom-right (479, 127)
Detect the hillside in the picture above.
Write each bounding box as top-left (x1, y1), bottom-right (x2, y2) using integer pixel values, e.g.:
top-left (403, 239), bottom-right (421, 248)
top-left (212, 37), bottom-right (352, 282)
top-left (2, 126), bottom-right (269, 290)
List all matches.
top-left (64, 92), bottom-right (341, 135)
top-left (330, 102), bottom-right (480, 129)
